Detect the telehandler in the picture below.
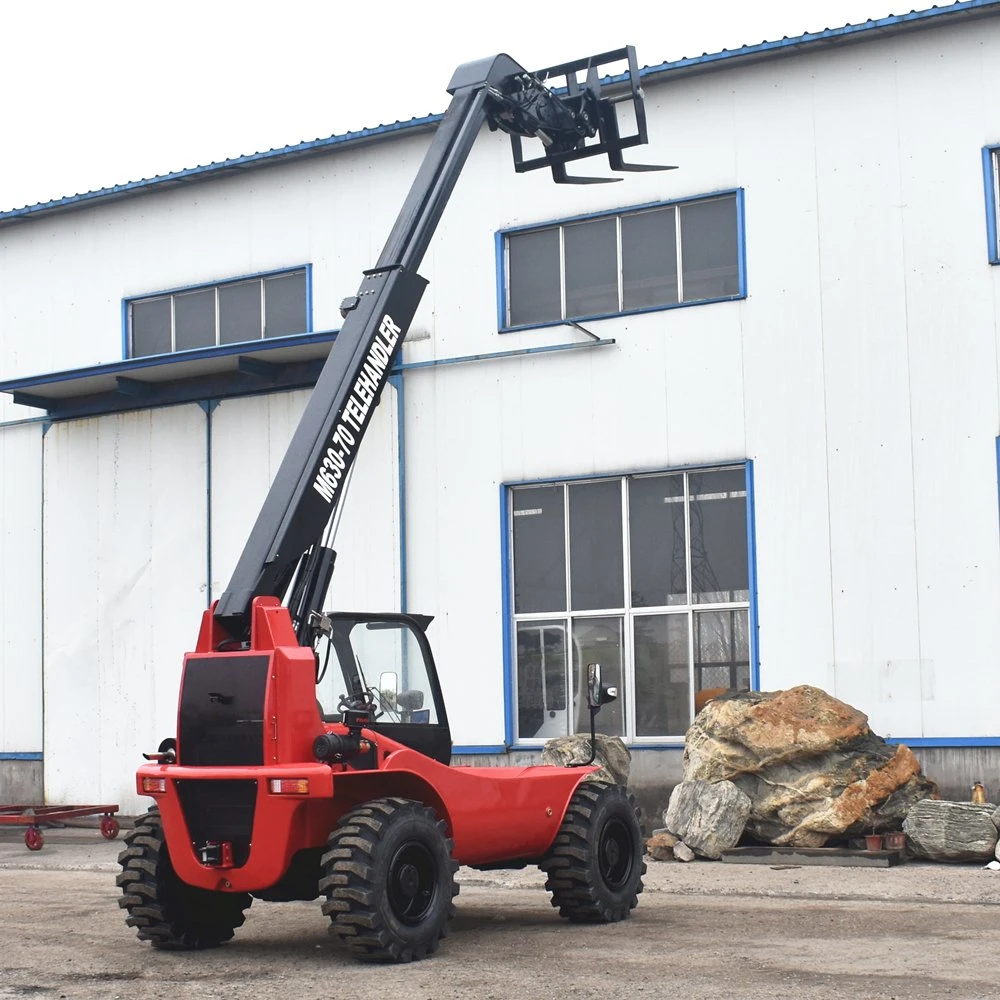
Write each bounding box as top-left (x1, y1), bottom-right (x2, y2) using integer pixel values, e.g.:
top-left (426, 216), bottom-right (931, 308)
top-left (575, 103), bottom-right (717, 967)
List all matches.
top-left (119, 45), bottom-right (668, 962)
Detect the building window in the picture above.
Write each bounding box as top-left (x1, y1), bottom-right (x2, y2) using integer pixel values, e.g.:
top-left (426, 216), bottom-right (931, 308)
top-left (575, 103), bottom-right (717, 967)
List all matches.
top-left (509, 466), bottom-right (753, 743)
top-left (127, 267), bottom-right (309, 358)
top-left (984, 146), bottom-right (1000, 265)
top-left (502, 192), bottom-right (744, 329)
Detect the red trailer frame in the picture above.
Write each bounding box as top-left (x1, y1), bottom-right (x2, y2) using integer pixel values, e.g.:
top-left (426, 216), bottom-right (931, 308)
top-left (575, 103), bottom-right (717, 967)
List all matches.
top-left (0, 804), bottom-right (120, 850)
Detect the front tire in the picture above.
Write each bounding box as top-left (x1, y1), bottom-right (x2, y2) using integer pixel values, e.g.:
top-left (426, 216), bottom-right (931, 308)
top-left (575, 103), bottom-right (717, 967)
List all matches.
top-left (116, 808), bottom-right (252, 950)
top-left (540, 781), bottom-right (645, 923)
top-left (319, 797), bottom-right (458, 962)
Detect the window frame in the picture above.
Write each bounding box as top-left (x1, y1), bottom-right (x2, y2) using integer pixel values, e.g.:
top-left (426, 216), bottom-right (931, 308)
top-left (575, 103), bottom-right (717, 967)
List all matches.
top-left (496, 190), bottom-right (746, 333)
top-left (501, 461), bottom-right (759, 748)
top-left (983, 146), bottom-right (1000, 266)
top-left (122, 264), bottom-right (313, 359)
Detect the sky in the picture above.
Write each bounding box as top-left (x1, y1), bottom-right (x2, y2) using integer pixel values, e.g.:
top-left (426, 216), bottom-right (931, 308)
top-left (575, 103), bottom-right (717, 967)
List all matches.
top-left (0, 0), bottom-right (917, 212)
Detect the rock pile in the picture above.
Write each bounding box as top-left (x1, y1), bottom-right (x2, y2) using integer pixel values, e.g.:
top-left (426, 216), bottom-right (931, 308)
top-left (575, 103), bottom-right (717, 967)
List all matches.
top-left (663, 685), bottom-right (938, 853)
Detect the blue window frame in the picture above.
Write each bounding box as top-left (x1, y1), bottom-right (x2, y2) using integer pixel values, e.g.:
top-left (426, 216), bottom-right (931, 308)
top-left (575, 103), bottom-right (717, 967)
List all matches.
top-left (124, 265), bottom-right (312, 359)
top-left (502, 462), bottom-right (758, 746)
top-left (497, 190), bottom-right (746, 332)
top-left (983, 146), bottom-right (1000, 265)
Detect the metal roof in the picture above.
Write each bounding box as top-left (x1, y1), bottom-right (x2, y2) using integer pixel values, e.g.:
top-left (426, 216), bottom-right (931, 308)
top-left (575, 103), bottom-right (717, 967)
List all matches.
top-left (1, 332), bottom-right (340, 420)
top-left (1, 0), bottom-right (997, 228)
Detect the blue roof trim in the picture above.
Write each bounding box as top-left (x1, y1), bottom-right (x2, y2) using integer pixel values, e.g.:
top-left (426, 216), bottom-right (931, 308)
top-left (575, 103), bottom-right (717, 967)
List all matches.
top-left (1, 2), bottom-right (996, 224)
top-left (634, 0), bottom-right (999, 80)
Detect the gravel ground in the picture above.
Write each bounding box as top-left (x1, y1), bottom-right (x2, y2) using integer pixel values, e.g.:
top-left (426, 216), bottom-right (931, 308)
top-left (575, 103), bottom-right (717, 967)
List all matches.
top-left (2, 826), bottom-right (1000, 999)
top-left (5, 824), bottom-right (1000, 906)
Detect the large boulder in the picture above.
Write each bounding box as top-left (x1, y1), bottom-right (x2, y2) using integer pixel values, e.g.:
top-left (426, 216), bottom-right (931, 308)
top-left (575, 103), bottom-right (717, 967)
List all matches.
top-left (683, 685), bottom-right (937, 848)
top-left (542, 733), bottom-right (630, 787)
top-left (664, 779), bottom-right (751, 859)
top-left (903, 800), bottom-right (999, 862)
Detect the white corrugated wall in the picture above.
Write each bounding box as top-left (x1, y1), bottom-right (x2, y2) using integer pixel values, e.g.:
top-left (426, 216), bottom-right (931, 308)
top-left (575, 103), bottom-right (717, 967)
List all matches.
top-left (36, 383), bottom-right (399, 810)
top-left (0, 422), bottom-right (43, 756)
top-left (42, 406), bottom-right (208, 813)
top-left (0, 15), bottom-right (998, 790)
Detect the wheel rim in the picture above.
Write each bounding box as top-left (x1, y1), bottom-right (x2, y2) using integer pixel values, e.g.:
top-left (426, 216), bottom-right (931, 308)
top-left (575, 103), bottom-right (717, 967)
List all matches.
top-left (598, 816), bottom-right (634, 890)
top-left (387, 840), bottom-right (438, 925)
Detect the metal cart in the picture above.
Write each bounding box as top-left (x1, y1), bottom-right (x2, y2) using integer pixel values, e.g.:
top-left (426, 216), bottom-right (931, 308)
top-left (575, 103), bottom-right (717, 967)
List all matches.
top-left (0, 804), bottom-right (120, 850)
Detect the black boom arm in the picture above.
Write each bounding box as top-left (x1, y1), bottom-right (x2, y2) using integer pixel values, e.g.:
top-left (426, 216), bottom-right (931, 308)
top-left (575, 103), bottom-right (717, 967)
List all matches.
top-left (214, 47), bottom-right (666, 640)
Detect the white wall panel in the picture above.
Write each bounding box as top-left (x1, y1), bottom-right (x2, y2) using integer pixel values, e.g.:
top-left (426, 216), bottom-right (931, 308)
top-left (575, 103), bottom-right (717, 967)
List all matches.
top-left (43, 406), bottom-right (207, 812)
top-left (732, 60), bottom-right (836, 693)
top-left (891, 32), bottom-right (1000, 736)
top-left (210, 385), bottom-right (400, 615)
top-left (0, 423), bottom-right (43, 752)
top-left (404, 363), bottom-right (506, 747)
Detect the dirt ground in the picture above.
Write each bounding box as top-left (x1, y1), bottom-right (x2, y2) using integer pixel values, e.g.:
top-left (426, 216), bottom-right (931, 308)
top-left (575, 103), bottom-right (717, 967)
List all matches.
top-left (3, 826), bottom-right (1000, 1000)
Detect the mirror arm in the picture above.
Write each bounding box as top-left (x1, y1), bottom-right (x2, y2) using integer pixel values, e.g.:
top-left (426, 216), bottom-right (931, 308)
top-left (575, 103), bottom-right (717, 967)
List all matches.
top-left (581, 704), bottom-right (600, 766)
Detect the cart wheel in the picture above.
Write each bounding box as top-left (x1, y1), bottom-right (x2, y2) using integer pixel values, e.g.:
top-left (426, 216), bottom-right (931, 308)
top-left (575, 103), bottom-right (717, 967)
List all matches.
top-left (101, 815), bottom-right (121, 840)
top-left (24, 827), bottom-right (43, 851)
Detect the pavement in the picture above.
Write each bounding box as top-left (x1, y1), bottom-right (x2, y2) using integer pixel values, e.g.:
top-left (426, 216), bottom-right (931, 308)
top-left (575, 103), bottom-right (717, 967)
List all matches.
top-left (3, 824), bottom-right (1000, 999)
top-left (5, 821), bottom-right (1000, 906)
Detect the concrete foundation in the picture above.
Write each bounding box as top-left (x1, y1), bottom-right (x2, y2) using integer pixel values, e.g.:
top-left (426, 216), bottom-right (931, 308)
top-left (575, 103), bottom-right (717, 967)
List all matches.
top-left (910, 746), bottom-right (1000, 804)
top-left (0, 760), bottom-right (43, 805)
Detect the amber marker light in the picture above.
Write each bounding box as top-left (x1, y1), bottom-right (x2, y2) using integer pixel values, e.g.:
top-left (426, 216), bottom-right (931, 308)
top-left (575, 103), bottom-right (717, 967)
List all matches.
top-left (268, 778), bottom-right (310, 794)
top-left (141, 777), bottom-right (167, 794)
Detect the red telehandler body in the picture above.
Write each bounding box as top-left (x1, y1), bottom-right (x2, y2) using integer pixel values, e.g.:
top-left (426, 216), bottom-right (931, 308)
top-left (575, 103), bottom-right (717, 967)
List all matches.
top-left (119, 46), bottom-right (669, 962)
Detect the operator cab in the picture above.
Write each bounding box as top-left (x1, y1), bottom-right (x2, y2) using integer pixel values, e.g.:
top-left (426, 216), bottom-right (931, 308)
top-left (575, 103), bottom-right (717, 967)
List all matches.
top-left (315, 612), bottom-right (451, 764)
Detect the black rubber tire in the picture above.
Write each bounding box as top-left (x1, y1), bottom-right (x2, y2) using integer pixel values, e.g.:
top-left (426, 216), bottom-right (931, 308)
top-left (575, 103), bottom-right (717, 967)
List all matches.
top-left (319, 797), bottom-right (459, 962)
top-left (539, 781), bottom-right (646, 923)
top-left (116, 808), bottom-right (252, 950)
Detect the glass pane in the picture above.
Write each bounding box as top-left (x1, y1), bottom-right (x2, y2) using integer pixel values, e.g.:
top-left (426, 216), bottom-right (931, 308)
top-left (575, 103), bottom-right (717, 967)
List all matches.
top-left (316, 619), bottom-right (439, 724)
top-left (634, 613), bottom-right (690, 737)
top-left (512, 486), bottom-right (566, 614)
top-left (629, 474), bottom-right (687, 607)
top-left (569, 480), bottom-right (623, 610)
top-left (507, 229), bottom-right (561, 326)
top-left (516, 620), bottom-right (568, 740)
top-left (694, 608), bottom-right (750, 698)
top-left (264, 271), bottom-right (307, 338)
top-left (571, 617), bottom-right (624, 737)
top-left (680, 196), bottom-right (739, 301)
top-left (994, 151), bottom-right (1000, 258)
top-left (689, 468), bottom-right (749, 604)
top-left (622, 207), bottom-right (678, 309)
top-left (131, 297), bottom-right (171, 357)
top-left (219, 279), bottom-right (262, 344)
top-left (564, 217), bottom-right (618, 318)
top-left (174, 288), bottom-right (216, 351)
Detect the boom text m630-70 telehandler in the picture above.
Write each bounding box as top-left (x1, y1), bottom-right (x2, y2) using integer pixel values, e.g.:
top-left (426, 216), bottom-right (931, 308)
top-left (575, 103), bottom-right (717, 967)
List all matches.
top-left (118, 46), bottom-right (669, 962)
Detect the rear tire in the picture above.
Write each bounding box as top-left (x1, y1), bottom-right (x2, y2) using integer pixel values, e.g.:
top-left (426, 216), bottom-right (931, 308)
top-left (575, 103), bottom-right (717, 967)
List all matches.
top-left (116, 808), bottom-right (251, 949)
top-left (319, 797), bottom-right (458, 962)
top-left (540, 781), bottom-right (645, 923)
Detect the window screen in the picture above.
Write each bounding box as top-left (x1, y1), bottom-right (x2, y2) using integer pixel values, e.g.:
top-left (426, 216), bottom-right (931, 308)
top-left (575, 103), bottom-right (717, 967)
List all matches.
top-left (131, 298), bottom-right (172, 357)
top-left (505, 193), bottom-right (741, 327)
top-left (128, 267), bottom-right (309, 358)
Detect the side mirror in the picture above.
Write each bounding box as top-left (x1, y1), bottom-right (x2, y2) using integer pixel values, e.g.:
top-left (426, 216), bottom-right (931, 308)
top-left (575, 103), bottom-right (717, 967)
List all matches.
top-left (587, 663), bottom-right (618, 710)
top-left (378, 671), bottom-right (399, 709)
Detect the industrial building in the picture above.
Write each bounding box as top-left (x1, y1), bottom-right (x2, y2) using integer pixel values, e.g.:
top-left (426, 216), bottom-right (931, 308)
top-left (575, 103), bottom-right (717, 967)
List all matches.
top-left (2, 1), bottom-right (999, 817)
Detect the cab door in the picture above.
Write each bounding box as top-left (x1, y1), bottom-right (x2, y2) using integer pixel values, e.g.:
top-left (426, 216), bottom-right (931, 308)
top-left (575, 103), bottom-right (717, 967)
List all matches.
top-left (317, 613), bottom-right (452, 764)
